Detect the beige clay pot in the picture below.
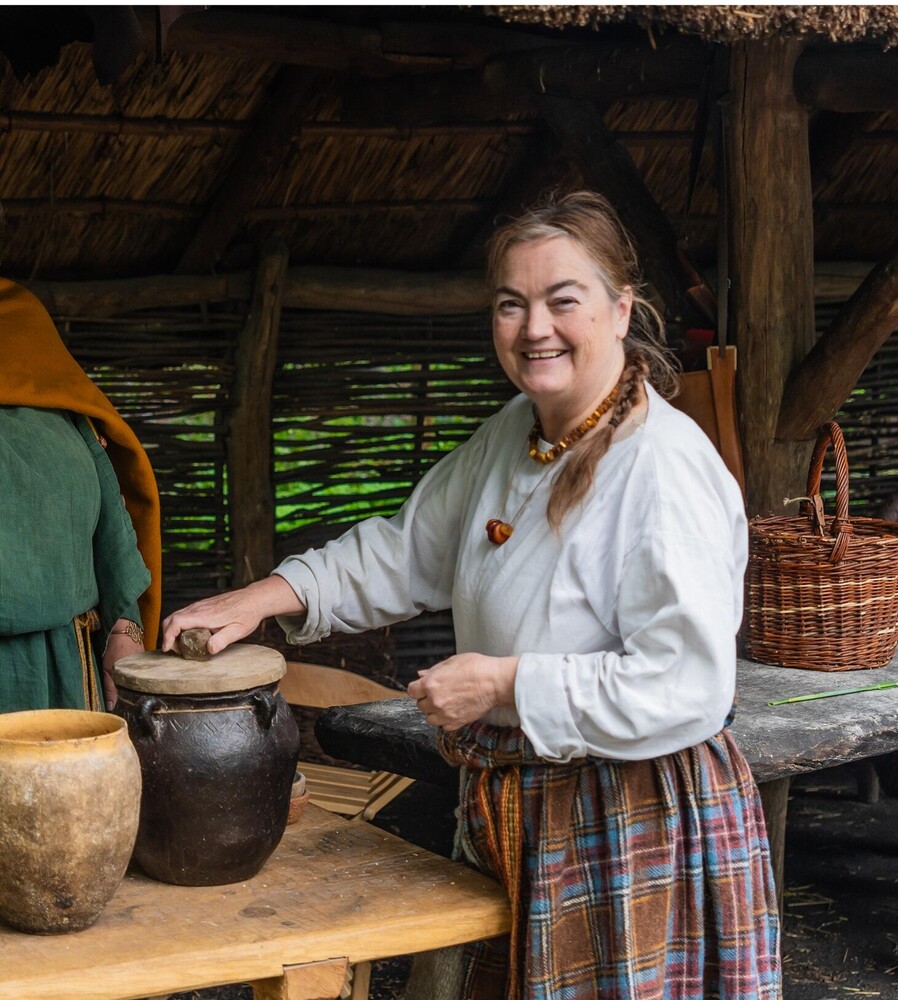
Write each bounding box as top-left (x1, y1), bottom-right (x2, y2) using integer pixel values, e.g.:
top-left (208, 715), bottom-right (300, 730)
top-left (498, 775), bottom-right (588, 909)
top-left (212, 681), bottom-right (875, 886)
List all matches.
top-left (0, 710), bottom-right (141, 933)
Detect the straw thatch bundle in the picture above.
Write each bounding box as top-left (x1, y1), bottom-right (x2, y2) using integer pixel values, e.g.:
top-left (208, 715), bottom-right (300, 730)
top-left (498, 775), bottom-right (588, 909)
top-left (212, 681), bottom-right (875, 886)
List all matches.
top-left (487, 6), bottom-right (898, 48)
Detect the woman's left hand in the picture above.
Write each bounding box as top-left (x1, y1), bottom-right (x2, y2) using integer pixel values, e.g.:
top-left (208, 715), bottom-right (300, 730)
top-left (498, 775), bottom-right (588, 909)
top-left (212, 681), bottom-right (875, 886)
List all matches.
top-left (407, 652), bottom-right (519, 731)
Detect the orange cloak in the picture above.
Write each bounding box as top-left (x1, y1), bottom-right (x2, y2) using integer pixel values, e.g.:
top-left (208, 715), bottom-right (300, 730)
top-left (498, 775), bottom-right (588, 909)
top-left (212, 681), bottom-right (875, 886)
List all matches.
top-left (0, 278), bottom-right (162, 646)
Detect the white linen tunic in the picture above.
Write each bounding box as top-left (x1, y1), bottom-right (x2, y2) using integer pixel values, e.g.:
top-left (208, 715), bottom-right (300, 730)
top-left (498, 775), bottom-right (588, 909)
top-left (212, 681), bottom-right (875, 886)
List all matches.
top-left (275, 384), bottom-right (747, 763)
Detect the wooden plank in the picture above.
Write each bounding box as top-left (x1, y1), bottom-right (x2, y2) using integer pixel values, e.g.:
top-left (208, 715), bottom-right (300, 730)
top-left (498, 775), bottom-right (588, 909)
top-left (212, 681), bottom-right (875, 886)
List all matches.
top-left (777, 248), bottom-right (898, 441)
top-left (250, 959), bottom-right (349, 1000)
top-left (0, 804), bottom-right (510, 1000)
top-left (725, 40), bottom-right (816, 516)
top-left (227, 242), bottom-right (289, 587)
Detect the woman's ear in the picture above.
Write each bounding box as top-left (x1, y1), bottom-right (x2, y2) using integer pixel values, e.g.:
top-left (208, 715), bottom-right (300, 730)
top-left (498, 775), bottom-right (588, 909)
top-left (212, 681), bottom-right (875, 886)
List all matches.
top-left (615, 288), bottom-right (634, 339)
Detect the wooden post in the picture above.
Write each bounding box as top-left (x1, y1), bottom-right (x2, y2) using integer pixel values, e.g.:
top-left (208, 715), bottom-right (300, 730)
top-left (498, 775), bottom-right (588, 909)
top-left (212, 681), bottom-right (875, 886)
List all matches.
top-left (757, 776), bottom-right (790, 914)
top-left (227, 241), bottom-right (289, 588)
top-left (725, 41), bottom-right (816, 516)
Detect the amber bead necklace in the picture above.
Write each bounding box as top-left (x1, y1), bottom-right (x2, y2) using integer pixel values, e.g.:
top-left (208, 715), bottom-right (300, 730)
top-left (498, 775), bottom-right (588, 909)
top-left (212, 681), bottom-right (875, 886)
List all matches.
top-left (528, 384), bottom-right (619, 464)
top-left (485, 383), bottom-right (620, 546)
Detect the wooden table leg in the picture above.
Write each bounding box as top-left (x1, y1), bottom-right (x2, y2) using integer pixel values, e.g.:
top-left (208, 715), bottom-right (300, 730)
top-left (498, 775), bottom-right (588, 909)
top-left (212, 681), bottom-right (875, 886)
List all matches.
top-left (757, 776), bottom-right (790, 914)
top-left (349, 960), bottom-right (372, 999)
top-left (251, 958), bottom-right (350, 1000)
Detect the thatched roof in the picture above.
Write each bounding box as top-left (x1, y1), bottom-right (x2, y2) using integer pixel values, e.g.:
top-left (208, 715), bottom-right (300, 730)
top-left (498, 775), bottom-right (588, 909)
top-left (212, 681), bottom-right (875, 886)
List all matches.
top-left (0, 6), bottom-right (896, 282)
top-left (488, 6), bottom-right (898, 48)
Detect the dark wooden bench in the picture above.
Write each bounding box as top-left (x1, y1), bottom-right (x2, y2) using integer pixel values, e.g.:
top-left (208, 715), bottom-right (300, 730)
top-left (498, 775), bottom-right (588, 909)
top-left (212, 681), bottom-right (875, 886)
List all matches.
top-left (317, 654), bottom-right (898, 906)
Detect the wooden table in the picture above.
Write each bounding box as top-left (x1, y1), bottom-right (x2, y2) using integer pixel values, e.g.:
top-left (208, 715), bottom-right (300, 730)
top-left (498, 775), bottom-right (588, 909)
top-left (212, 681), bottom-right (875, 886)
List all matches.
top-left (0, 804), bottom-right (510, 1000)
top-left (317, 653), bottom-right (898, 905)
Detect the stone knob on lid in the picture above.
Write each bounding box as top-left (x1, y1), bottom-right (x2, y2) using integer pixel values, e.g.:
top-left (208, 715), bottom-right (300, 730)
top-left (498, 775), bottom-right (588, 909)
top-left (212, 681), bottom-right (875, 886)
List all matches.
top-left (113, 641), bottom-right (286, 696)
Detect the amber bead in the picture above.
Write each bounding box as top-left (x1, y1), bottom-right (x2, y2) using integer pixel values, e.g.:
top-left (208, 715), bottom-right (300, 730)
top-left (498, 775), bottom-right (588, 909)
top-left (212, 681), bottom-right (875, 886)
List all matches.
top-left (485, 519), bottom-right (514, 545)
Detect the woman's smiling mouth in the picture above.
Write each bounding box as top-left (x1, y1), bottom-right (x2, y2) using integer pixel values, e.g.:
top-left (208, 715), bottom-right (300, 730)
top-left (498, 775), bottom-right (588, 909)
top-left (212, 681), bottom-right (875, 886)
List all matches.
top-left (523, 350), bottom-right (567, 360)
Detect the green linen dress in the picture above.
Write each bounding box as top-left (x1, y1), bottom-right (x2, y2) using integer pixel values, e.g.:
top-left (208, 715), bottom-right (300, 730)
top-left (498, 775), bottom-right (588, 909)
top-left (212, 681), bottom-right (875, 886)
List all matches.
top-left (0, 407), bottom-right (151, 712)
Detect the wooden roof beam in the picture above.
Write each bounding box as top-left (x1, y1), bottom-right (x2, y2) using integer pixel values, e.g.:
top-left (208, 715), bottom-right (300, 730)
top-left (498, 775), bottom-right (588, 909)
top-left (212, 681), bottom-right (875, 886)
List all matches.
top-left (26, 263), bottom-right (875, 320)
top-left (345, 42), bottom-right (898, 129)
top-left (175, 67), bottom-right (313, 275)
top-left (152, 10), bottom-right (558, 76)
top-left (26, 268), bottom-right (488, 318)
top-left (345, 35), bottom-right (710, 125)
top-left (536, 96), bottom-right (713, 328)
top-left (777, 249), bottom-right (898, 441)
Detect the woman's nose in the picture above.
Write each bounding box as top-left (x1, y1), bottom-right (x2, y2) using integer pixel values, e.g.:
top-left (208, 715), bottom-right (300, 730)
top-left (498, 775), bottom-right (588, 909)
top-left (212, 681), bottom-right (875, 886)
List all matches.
top-left (523, 303), bottom-right (552, 339)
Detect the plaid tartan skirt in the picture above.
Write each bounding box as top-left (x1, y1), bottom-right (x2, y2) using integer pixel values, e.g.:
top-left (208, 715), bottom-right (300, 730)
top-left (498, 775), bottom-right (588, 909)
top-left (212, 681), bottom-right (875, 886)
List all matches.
top-left (437, 723), bottom-right (781, 1000)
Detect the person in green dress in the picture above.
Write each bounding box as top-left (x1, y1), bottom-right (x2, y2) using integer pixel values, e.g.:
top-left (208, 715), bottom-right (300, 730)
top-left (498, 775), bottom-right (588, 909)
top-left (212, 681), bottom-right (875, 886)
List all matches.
top-left (0, 278), bottom-right (161, 713)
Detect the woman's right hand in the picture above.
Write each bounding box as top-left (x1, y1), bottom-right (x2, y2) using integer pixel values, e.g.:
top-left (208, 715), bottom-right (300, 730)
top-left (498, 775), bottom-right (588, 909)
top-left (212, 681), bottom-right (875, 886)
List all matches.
top-left (160, 575), bottom-right (306, 656)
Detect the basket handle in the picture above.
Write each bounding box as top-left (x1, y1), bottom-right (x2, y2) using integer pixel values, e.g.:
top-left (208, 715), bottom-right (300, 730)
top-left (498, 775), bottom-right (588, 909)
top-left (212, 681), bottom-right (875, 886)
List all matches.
top-left (802, 420), bottom-right (853, 561)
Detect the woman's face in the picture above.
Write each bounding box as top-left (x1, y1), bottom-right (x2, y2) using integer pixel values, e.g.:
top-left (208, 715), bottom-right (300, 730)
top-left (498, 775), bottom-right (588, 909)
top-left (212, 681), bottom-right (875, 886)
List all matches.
top-left (492, 236), bottom-right (633, 432)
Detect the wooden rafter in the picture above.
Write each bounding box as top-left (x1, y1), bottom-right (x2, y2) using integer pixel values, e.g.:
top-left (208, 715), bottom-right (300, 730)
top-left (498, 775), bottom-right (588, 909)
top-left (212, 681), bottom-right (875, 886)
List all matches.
top-left (147, 10), bottom-right (558, 76)
top-left (345, 36), bottom-right (709, 126)
top-left (346, 39), bottom-right (898, 128)
top-left (777, 249), bottom-right (898, 442)
top-left (536, 95), bottom-right (712, 327)
top-left (175, 67), bottom-right (313, 275)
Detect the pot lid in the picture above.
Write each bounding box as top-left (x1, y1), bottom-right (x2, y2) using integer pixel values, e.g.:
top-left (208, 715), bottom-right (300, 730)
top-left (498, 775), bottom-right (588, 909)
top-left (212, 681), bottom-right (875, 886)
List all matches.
top-left (113, 644), bottom-right (286, 695)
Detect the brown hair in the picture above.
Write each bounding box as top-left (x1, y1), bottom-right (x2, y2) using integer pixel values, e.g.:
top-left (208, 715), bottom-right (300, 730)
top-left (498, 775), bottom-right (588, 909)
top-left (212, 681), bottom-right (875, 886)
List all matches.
top-left (485, 190), bottom-right (678, 529)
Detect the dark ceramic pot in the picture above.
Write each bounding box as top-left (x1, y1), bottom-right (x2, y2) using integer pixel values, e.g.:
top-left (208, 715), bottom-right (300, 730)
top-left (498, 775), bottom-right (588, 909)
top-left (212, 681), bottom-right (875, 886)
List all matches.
top-left (115, 680), bottom-right (299, 886)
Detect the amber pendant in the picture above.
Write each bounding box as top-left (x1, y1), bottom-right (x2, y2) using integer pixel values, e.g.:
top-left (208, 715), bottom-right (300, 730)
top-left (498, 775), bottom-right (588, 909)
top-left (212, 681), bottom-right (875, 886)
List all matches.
top-left (486, 519), bottom-right (514, 545)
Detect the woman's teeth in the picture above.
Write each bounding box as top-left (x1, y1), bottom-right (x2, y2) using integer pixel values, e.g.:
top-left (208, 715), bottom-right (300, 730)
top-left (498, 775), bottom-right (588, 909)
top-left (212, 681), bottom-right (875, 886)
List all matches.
top-left (523, 350), bottom-right (565, 359)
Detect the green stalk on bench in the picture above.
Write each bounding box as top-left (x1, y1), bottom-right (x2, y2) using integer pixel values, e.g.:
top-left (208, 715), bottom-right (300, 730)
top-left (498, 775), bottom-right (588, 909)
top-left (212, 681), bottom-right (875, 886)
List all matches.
top-left (768, 681), bottom-right (898, 707)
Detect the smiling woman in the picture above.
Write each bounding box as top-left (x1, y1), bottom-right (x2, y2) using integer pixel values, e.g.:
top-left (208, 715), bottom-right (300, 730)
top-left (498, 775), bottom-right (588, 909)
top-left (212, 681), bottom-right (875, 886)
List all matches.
top-left (163, 191), bottom-right (779, 1000)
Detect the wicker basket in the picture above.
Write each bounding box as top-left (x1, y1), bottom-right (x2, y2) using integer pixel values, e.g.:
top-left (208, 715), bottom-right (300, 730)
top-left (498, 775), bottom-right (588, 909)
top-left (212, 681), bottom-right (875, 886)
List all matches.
top-left (743, 421), bottom-right (898, 671)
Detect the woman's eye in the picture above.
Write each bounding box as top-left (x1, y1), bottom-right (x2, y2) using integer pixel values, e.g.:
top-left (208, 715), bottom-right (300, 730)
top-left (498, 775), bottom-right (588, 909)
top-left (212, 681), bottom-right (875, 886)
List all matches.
top-left (496, 299), bottom-right (522, 313)
top-left (551, 297), bottom-right (578, 309)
